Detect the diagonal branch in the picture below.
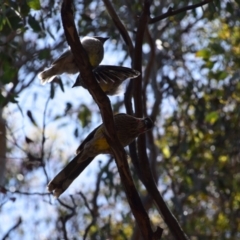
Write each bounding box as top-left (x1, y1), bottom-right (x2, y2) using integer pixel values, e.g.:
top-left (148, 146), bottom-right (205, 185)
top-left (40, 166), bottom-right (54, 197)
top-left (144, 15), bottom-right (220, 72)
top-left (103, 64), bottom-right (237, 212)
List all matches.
top-left (61, 1), bottom-right (161, 238)
top-left (102, 0), bottom-right (134, 59)
top-left (2, 217), bottom-right (22, 240)
top-left (149, 0), bottom-right (213, 24)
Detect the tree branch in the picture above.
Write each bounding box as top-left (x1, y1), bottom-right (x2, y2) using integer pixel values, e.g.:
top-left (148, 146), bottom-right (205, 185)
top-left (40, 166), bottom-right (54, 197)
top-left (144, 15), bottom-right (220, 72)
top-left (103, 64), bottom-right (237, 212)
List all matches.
top-left (129, 1), bottom-right (190, 239)
top-left (133, 0), bottom-right (151, 117)
top-left (102, 0), bottom-right (134, 59)
top-left (61, 1), bottom-right (161, 238)
top-left (149, 0), bottom-right (213, 24)
top-left (142, 27), bottom-right (156, 116)
top-left (2, 217), bottom-right (22, 240)
top-left (57, 197), bottom-right (76, 240)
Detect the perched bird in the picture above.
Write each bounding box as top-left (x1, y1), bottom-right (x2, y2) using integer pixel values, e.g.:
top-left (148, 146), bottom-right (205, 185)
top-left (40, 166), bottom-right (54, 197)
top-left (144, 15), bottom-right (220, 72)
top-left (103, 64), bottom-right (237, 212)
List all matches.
top-left (38, 36), bottom-right (108, 84)
top-left (72, 65), bottom-right (140, 95)
top-left (48, 113), bottom-right (153, 197)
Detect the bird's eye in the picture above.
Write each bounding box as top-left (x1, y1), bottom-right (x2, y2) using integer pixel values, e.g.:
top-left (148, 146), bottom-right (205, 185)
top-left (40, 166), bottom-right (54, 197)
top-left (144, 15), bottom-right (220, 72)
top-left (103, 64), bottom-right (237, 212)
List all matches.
top-left (144, 117), bottom-right (153, 129)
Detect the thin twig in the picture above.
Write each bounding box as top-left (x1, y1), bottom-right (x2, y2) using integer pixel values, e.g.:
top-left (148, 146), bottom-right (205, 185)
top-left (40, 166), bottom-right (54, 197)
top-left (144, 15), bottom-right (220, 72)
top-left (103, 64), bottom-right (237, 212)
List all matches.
top-left (149, 0), bottom-right (213, 24)
top-left (0, 185), bottom-right (50, 196)
top-left (41, 96), bottom-right (51, 184)
top-left (102, 0), bottom-right (134, 59)
top-left (57, 198), bottom-right (77, 240)
top-left (2, 217), bottom-right (22, 240)
top-left (80, 159), bottom-right (112, 240)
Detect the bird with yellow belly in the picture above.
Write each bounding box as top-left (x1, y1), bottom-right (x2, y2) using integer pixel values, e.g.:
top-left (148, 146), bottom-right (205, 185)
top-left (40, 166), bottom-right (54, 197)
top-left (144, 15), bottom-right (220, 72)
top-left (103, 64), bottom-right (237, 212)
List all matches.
top-left (48, 113), bottom-right (153, 197)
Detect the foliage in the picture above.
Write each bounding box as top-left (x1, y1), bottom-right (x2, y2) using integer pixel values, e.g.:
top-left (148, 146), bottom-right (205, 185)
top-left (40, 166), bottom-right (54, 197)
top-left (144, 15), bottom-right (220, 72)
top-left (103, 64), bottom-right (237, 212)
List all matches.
top-left (0, 0), bottom-right (240, 239)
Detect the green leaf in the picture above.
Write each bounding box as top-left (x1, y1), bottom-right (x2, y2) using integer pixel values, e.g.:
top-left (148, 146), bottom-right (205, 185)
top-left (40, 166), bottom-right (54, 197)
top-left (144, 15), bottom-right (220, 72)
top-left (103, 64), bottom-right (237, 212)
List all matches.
top-left (50, 82), bottom-right (55, 99)
top-left (27, 0), bottom-right (41, 10)
top-left (196, 49), bottom-right (211, 60)
top-left (203, 60), bottom-right (216, 69)
top-left (0, 54), bottom-right (18, 84)
top-left (0, 92), bottom-right (7, 107)
top-left (74, 128), bottom-right (79, 138)
top-left (64, 102), bottom-right (72, 115)
top-left (26, 110), bottom-right (38, 127)
top-left (208, 2), bottom-right (217, 13)
top-left (9, 95), bottom-right (19, 104)
top-left (205, 111), bottom-right (219, 124)
top-left (209, 71), bottom-right (228, 81)
top-left (78, 104), bottom-right (91, 128)
top-left (28, 15), bottom-right (41, 32)
top-left (20, 2), bottom-right (30, 16)
top-left (58, 78), bottom-right (65, 92)
top-left (210, 43), bottom-right (225, 54)
top-left (226, 2), bottom-right (234, 14)
top-left (162, 145), bottom-right (170, 158)
top-left (38, 49), bottom-right (51, 60)
top-left (218, 71), bottom-right (228, 80)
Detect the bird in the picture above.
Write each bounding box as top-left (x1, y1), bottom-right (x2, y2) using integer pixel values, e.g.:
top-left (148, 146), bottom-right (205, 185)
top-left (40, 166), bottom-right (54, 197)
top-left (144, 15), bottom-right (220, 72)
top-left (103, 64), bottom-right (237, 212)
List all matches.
top-left (38, 36), bottom-right (108, 84)
top-left (72, 65), bottom-right (140, 95)
top-left (48, 113), bottom-right (153, 197)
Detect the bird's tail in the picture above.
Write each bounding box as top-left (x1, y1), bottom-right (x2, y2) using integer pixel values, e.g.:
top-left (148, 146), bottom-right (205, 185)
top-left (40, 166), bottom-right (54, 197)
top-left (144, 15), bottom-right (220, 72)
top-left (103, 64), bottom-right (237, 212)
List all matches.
top-left (38, 66), bottom-right (58, 84)
top-left (48, 154), bottom-right (94, 197)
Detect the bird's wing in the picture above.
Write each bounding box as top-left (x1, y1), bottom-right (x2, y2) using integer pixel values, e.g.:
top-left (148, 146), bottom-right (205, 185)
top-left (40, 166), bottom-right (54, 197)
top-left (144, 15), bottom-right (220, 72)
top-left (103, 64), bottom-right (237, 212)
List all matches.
top-left (51, 50), bottom-right (71, 65)
top-left (76, 124), bottom-right (102, 154)
top-left (93, 65), bottom-right (140, 84)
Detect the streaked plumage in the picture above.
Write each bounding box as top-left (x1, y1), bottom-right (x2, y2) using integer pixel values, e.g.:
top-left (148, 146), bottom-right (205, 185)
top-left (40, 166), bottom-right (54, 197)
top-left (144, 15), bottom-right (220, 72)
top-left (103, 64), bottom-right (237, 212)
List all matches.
top-left (48, 113), bottom-right (153, 197)
top-left (72, 65), bottom-right (140, 95)
top-left (38, 36), bottom-right (108, 84)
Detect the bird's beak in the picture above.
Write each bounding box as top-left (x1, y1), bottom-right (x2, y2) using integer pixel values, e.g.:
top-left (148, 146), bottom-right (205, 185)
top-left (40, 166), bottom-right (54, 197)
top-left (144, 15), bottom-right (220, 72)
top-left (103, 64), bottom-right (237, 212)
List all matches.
top-left (102, 37), bottom-right (109, 43)
top-left (93, 36), bottom-right (109, 44)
